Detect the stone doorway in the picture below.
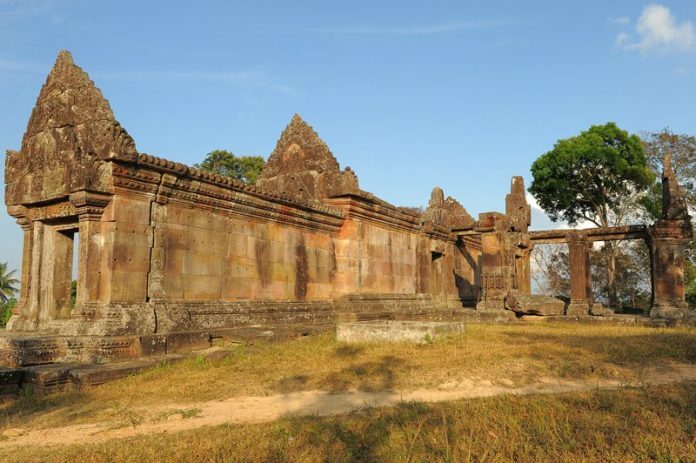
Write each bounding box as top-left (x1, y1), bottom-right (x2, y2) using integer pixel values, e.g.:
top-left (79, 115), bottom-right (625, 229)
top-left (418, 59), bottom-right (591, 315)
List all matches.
top-left (37, 221), bottom-right (79, 322)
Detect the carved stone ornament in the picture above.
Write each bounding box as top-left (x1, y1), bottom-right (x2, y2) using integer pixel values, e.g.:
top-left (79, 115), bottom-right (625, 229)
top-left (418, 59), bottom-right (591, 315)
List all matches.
top-left (257, 114), bottom-right (359, 202)
top-left (5, 50), bottom-right (136, 207)
top-left (422, 187), bottom-right (476, 230)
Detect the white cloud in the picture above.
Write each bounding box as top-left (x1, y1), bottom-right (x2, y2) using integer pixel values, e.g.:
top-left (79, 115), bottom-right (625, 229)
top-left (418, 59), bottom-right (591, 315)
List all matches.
top-left (617, 3), bottom-right (696, 53)
top-left (526, 192), bottom-right (595, 231)
top-left (526, 192), bottom-right (542, 211)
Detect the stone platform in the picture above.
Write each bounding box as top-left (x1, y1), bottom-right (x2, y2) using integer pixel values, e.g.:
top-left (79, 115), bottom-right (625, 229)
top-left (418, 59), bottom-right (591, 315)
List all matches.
top-left (336, 320), bottom-right (466, 344)
top-left (0, 324), bottom-right (330, 368)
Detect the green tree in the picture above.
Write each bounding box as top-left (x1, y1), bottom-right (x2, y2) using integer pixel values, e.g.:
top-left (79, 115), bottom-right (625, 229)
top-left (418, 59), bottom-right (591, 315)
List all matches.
top-left (529, 122), bottom-right (654, 307)
top-left (194, 150), bottom-right (265, 185)
top-left (0, 262), bottom-right (19, 304)
top-left (0, 298), bottom-right (16, 327)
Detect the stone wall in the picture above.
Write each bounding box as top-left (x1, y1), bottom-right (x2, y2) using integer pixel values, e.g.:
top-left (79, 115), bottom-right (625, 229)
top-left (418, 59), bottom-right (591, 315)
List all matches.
top-left (4, 51), bottom-right (482, 337)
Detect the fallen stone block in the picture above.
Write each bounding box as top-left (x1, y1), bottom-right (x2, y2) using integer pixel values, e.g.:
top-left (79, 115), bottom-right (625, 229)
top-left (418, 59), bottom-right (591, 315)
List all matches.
top-left (69, 356), bottom-right (183, 388)
top-left (20, 363), bottom-right (81, 393)
top-left (336, 321), bottom-right (465, 344)
top-left (505, 292), bottom-right (565, 316)
top-left (589, 303), bottom-right (614, 317)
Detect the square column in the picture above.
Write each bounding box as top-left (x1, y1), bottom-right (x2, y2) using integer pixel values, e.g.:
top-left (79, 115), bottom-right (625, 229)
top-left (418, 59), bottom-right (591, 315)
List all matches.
top-left (476, 214), bottom-right (509, 311)
top-left (649, 221), bottom-right (691, 319)
top-left (5, 214), bottom-right (38, 331)
top-left (566, 233), bottom-right (592, 316)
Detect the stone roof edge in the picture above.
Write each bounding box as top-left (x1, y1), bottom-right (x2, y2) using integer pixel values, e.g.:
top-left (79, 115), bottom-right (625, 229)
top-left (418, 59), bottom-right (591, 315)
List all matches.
top-left (115, 152), bottom-right (345, 219)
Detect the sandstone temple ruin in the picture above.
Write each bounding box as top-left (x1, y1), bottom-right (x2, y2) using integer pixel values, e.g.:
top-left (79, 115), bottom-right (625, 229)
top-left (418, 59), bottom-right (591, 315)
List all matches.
top-left (1, 51), bottom-right (693, 366)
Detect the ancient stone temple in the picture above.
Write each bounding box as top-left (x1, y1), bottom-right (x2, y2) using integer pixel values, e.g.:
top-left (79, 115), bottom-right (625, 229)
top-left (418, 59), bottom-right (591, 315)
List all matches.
top-left (1, 51), bottom-right (486, 365)
top-left (1, 51), bottom-right (693, 367)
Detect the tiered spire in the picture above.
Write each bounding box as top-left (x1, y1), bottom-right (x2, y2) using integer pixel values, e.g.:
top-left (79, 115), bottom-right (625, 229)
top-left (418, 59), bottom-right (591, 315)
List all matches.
top-left (6, 50), bottom-right (137, 205)
top-left (260, 114), bottom-right (340, 179)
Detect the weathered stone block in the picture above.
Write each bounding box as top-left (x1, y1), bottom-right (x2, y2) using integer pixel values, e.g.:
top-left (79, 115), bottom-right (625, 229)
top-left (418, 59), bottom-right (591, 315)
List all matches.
top-left (110, 270), bottom-right (148, 302)
top-left (505, 292), bottom-right (566, 316)
top-left (336, 321), bottom-right (465, 344)
top-left (183, 275), bottom-right (222, 300)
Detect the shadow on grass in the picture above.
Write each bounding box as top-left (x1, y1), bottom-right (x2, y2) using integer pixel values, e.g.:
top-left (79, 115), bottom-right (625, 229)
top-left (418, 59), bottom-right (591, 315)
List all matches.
top-left (499, 329), bottom-right (696, 374)
top-left (274, 401), bottom-right (433, 463)
top-left (333, 345), bottom-right (365, 358)
top-left (0, 387), bottom-right (90, 427)
top-left (317, 355), bottom-right (407, 393)
top-left (270, 354), bottom-right (408, 394)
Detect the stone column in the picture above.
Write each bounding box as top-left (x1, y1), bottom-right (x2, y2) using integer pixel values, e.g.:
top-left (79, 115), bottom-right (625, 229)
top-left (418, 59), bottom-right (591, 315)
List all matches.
top-left (649, 222), bottom-right (691, 319)
top-left (70, 191), bottom-right (112, 307)
top-left (566, 233), bottom-right (592, 316)
top-left (476, 216), bottom-right (507, 312)
top-left (514, 241), bottom-right (532, 295)
top-left (5, 216), bottom-right (36, 331)
top-left (15, 218), bottom-right (33, 312)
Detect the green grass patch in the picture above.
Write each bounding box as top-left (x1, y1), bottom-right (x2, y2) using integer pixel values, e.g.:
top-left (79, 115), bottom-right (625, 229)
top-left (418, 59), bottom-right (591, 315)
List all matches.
top-left (1, 323), bottom-right (695, 433)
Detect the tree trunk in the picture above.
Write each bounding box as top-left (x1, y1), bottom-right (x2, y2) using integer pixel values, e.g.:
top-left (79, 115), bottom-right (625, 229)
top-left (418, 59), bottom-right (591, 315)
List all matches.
top-left (606, 242), bottom-right (618, 308)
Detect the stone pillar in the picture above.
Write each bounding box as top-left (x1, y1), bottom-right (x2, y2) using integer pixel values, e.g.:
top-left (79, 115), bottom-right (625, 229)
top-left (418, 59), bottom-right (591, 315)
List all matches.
top-left (24, 222), bottom-right (45, 329)
top-left (649, 223), bottom-right (691, 319)
top-left (16, 219), bottom-right (33, 310)
top-left (506, 176), bottom-right (532, 295)
top-left (648, 153), bottom-right (693, 320)
top-left (5, 216), bottom-right (35, 331)
top-left (566, 233), bottom-right (592, 316)
top-left (514, 241), bottom-right (532, 295)
top-left (70, 191), bottom-right (112, 307)
top-left (476, 214), bottom-right (508, 311)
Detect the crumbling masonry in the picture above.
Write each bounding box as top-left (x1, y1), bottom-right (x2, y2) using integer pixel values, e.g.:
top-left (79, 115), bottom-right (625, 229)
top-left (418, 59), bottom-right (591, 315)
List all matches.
top-left (1, 51), bottom-right (692, 366)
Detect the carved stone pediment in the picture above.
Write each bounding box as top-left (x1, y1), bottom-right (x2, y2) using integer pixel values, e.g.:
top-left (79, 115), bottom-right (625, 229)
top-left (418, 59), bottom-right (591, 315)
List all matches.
top-left (257, 114), bottom-right (359, 202)
top-left (422, 187), bottom-right (475, 231)
top-left (5, 50), bottom-right (136, 207)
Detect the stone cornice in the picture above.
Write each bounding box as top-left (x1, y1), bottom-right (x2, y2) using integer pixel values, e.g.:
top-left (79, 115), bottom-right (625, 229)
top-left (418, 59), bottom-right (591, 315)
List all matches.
top-left (111, 159), bottom-right (345, 233)
top-left (324, 195), bottom-right (421, 233)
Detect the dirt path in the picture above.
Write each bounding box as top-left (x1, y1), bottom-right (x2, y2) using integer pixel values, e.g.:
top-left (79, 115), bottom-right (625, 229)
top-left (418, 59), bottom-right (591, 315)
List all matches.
top-left (2, 363), bottom-right (696, 449)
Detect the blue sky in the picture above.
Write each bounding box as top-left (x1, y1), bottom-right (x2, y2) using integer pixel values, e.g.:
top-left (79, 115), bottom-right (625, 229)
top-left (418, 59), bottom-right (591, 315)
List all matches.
top-left (1, 0), bottom-right (695, 273)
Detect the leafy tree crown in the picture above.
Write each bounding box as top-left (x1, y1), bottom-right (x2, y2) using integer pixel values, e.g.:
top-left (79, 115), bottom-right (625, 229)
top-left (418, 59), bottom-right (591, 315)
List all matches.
top-left (529, 122), bottom-right (653, 227)
top-left (194, 150), bottom-right (266, 185)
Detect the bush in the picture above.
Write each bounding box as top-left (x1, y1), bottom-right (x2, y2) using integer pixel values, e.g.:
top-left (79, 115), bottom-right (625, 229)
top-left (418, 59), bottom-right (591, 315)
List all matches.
top-left (0, 298), bottom-right (16, 327)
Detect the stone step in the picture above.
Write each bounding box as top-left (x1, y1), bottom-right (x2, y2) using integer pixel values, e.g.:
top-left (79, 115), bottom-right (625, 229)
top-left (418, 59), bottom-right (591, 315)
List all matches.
top-left (0, 355), bottom-right (188, 399)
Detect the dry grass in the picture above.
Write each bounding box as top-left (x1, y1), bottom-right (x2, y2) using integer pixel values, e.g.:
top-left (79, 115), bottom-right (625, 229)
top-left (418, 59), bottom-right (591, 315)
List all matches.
top-left (1, 323), bottom-right (695, 433)
top-left (3, 381), bottom-right (696, 462)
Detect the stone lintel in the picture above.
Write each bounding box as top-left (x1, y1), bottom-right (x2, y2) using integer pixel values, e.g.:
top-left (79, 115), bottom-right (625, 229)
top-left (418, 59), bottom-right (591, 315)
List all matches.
top-left (69, 191), bottom-right (112, 221)
top-left (529, 225), bottom-right (649, 245)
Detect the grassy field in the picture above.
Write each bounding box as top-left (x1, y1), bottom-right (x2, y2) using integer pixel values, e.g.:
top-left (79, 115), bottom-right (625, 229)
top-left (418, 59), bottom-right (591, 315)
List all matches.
top-left (2, 323), bottom-right (696, 431)
top-left (3, 381), bottom-right (696, 462)
top-left (0, 322), bottom-right (695, 461)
